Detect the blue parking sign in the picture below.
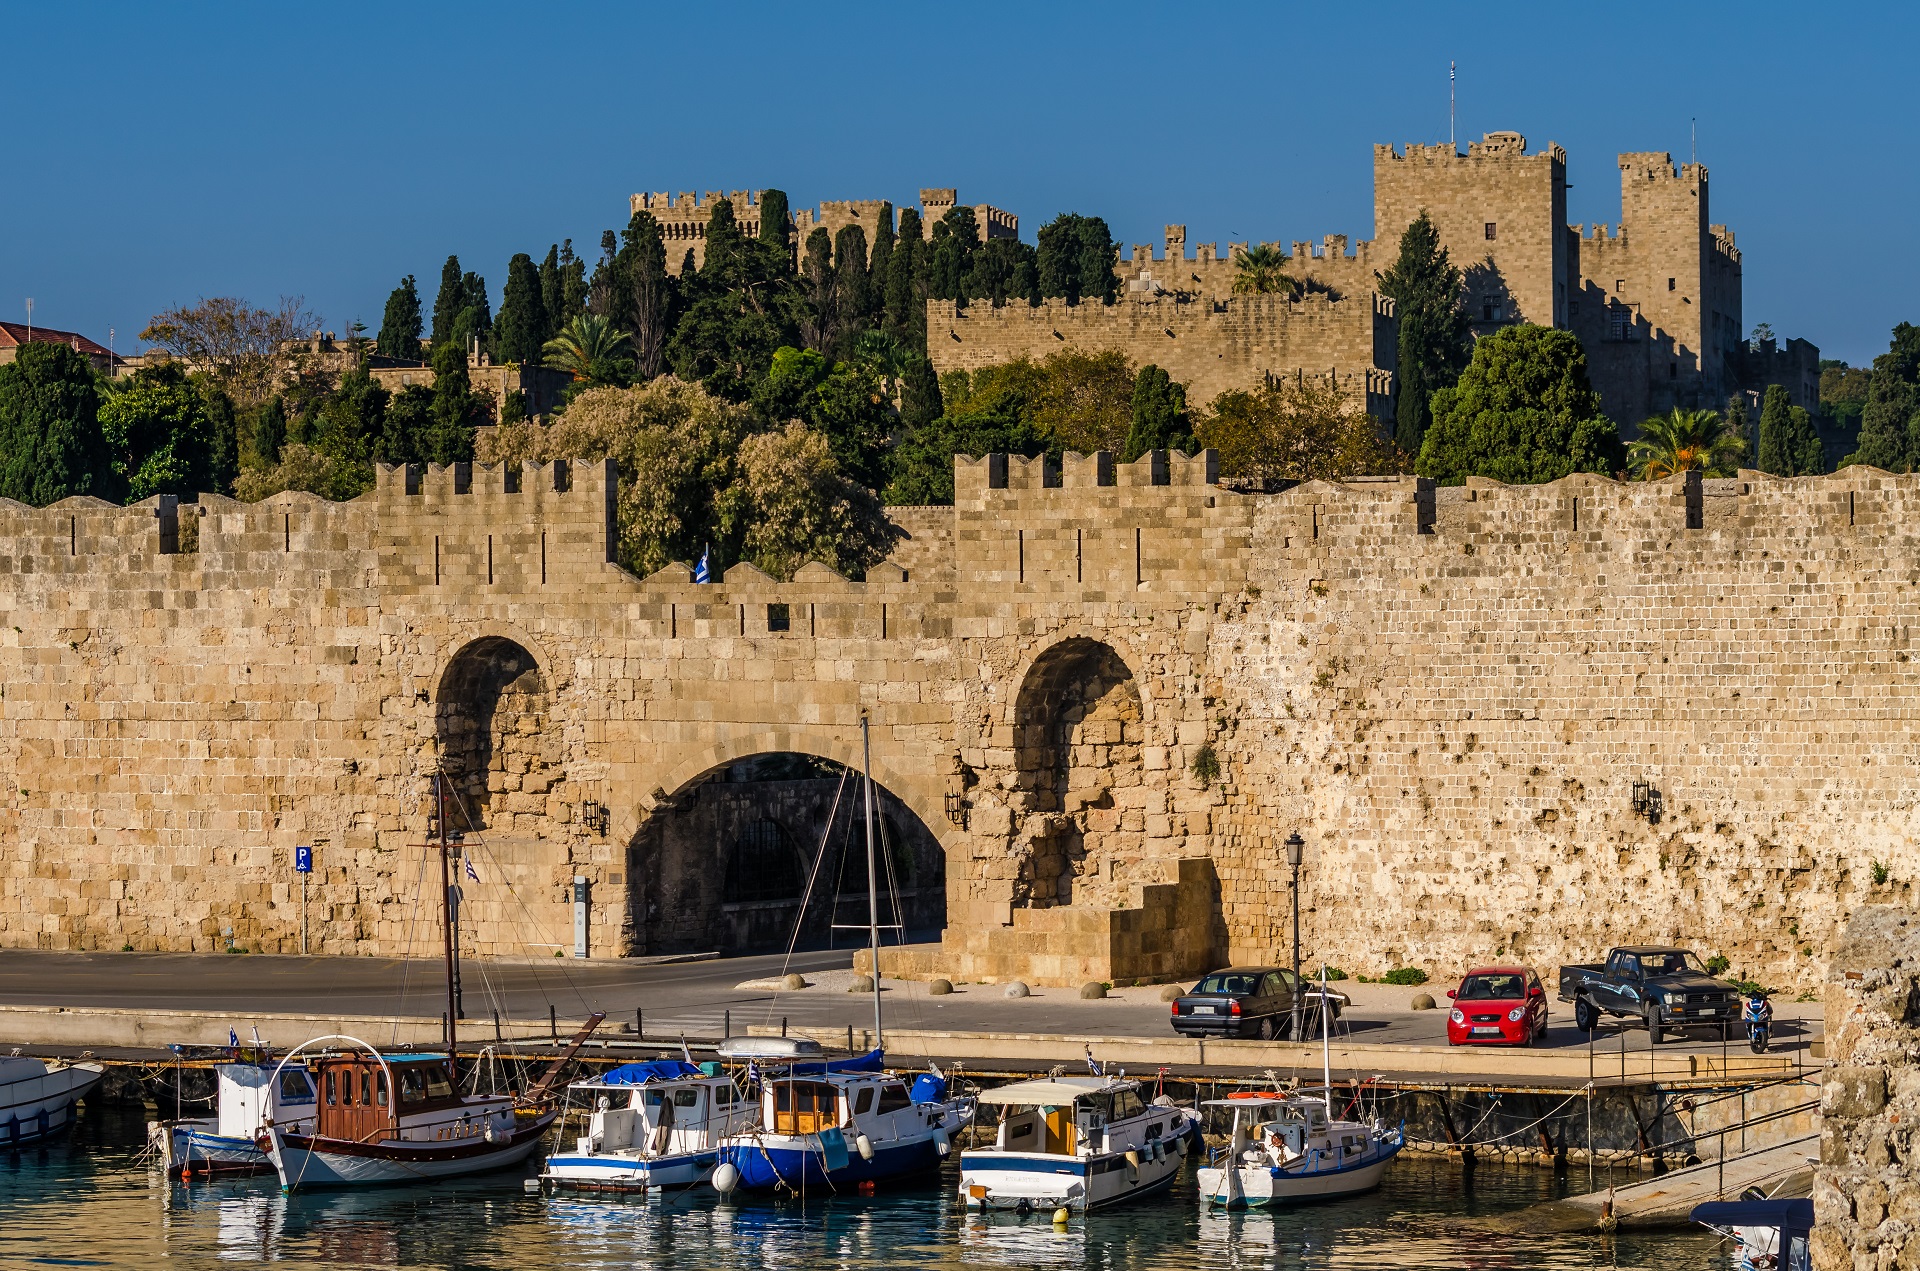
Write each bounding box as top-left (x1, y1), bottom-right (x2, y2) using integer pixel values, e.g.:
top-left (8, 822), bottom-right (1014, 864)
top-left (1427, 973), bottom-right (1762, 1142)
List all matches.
top-left (295, 845), bottom-right (313, 874)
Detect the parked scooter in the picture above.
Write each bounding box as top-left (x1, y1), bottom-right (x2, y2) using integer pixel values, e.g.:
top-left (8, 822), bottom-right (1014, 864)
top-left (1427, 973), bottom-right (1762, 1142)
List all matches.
top-left (1742, 990), bottom-right (1774, 1054)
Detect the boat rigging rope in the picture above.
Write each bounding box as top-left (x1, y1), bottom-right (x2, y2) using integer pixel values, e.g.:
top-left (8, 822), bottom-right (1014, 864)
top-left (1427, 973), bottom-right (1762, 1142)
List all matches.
top-left (391, 831), bottom-right (434, 1049)
top-left (762, 764), bottom-right (851, 1026)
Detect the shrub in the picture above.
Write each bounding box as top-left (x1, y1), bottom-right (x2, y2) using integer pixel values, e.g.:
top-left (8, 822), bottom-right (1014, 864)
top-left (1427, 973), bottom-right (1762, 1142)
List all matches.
top-left (1380, 967), bottom-right (1428, 986)
top-left (1316, 965), bottom-right (1348, 981)
top-left (1870, 859), bottom-right (1891, 886)
top-left (1189, 743), bottom-right (1221, 785)
top-left (1705, 955), bottom-right (1731, 976)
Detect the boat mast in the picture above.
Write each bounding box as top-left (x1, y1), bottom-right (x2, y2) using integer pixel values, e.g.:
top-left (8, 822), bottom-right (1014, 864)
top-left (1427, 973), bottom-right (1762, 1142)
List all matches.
top-left (860, 714), bottom-right (882, 1051)
top-left (1320, 963), bottom-right (1332, 1115)
top-left (436, 771), bottom-right (458, 1076)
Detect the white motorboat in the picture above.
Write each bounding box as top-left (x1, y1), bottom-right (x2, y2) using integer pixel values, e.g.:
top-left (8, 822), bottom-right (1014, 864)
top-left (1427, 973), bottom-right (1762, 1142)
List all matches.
top-left (150, 1056), bottom-right (318, 1176)
top-left (0, 1054), bottom-right (103, 1147)
top-left (1196, 1093), bottom-right (1402, 1207)
top-left (541, 1059), bottom-right (757, 1192)
top-left (959, 1075), bottom-right (1196, 1214)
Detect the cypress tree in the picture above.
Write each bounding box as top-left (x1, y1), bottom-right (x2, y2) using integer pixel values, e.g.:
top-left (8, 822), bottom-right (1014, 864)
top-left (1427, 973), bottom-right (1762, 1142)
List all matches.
top-left (1123, 365), bottom-right (1192, 460)
top-left (589, 230), bottom-right (619, 318)
top-left (1850, 322), bottom-right (1920, 471)
top-left (495, 253), bottom-right (548, 365)
top-left (833, 225), bottom-right (873, 339)
top-left (376, 275), bottom-right (423, 362)
top-left (702, 198), bottom-right (744, 286)
top-left (1377, 211), bottom-right (1470, 455)
top-left (1075, 216), bottom-right (1117, 305)
top-left (799, 227), bottom-right (836, 351)
top-left (252, 395), bottom-right (286, 467)
top-left (900, 355), bottom-right (943, 431)
top-left (539, 245), bottom-right (564, 343)
top-left (448, 271), bottom-right (492, 354)
top-left (0, 343), bottom-right (113, 505)
top-left (424, 339), bottom-right (479, 464)
top-left (758, 189), bottom-right (791, 247)
top-left (620, 211), bottom-right (670, 379)
top-left (868, 203), bottom-right (895, 315)
top-left (559, 239), bottom-right (587, 323)
top-left (886, 208), bottom-right (926, 350)
top-left (431, 255), bottom-right (464, 346)
top-left (1757, 383), bottom-right (1794, 475)
top-left (1790, 404), bottom-right (1824, 475)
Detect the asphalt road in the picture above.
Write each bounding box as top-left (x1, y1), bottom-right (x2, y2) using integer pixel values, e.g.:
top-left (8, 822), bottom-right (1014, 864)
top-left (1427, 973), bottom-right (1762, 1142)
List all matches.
top-left (0, 948), bottom-right (1822, 1064)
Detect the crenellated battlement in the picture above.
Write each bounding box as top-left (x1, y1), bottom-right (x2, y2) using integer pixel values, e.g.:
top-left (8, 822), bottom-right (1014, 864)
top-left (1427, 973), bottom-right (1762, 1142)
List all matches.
top-left (1375, 131), bottom-right (1566, 166)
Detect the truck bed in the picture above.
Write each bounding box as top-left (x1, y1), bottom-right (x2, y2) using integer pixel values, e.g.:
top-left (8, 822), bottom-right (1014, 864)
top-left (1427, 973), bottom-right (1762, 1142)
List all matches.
top-left (1556, 964), bottom-right (1604, 1002)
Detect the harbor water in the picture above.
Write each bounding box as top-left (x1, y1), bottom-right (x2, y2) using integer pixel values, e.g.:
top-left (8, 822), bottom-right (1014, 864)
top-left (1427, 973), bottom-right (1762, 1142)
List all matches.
top-left (2, 1108), bottom-right (1730, 1269)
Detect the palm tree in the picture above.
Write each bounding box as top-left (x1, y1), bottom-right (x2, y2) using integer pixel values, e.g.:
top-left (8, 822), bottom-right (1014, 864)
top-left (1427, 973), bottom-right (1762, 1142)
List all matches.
top-left (541, 314), bottom-right (634, 386)
top-left (1627, 407), bottom-right (1746, 479)
top-left (1230, 243), bottom-right (1298, 296)
top-left (853, 329), bottom-right (911, 400)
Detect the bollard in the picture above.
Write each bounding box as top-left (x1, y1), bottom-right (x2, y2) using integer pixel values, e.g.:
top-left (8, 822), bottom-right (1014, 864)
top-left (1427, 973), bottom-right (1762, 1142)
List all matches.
top-left (782, 1016), bottom-right (788, 1037)
top-left (493, 1010), bottom-right (502, 1044)
top-left (550, 1004), bottom-right (557, 1043)
top-left (636, 1007), bottom-right (643, 1040)
top-left (847, 1024), bottom-right (854, 1054)
top-left (724, 1009), bottom-right (731, 1041)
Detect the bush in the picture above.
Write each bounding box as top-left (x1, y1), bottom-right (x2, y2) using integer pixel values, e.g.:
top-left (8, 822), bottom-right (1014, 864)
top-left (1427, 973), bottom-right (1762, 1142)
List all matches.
top-left (1380, 967), bottom-right (1428, 986)
top-left (1705, 955), bottom-right (1731, 976)
top-left (1316, 965), bottom-right (1348, 981)
top-left (1189, 743), bottom-right (1221, 784)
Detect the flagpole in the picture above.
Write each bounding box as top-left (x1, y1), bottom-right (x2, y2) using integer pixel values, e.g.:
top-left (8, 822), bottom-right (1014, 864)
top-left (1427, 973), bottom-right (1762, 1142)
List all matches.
top-left (1449, 61), bottom-right (1456, 148)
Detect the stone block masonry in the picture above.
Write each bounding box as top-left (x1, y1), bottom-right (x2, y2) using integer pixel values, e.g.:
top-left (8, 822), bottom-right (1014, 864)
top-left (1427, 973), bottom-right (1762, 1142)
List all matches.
top-left (0, 451), bottom-right (1914, 990)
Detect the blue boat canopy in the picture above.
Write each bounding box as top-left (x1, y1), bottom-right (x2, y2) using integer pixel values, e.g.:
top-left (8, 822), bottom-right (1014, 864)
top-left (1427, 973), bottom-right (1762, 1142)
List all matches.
top-left (790, 1048), bottom-right (884, 1076)
top-left (1690, 1198), bottom-right (1813, 1231)
top-left (598, 1060), bottom-right (704, 1085)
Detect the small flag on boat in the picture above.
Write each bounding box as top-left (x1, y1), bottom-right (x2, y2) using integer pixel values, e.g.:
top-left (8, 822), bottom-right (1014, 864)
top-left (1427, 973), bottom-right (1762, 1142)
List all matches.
top-left (693, 546), bottom-right (711, 584)
top-left (1085, 1044), bottom-right (1103, 1076)
top-left (229, 1028), bottom-right (239, 1048)
top-left (464, 854), bottom-right (479, 883)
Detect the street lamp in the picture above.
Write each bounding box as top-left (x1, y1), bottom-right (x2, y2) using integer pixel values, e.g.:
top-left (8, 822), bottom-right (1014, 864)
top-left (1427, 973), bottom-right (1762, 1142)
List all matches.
top-left (1286, 831), bottom-right (1305, 1040)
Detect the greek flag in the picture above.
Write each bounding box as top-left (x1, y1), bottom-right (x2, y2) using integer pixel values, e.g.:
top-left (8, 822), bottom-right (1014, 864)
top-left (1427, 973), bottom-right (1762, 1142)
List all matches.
top-left (464, 854), bottom-right (479, 884)
top-left (229, 1028), bottom-right (239, 1048)
top-left (693, 546), bottom-right (711, 584)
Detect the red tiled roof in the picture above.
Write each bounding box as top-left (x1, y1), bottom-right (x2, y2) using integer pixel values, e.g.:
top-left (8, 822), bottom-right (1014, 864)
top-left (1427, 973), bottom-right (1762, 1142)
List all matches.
top-left (0, 321), bottom-right (114, 358)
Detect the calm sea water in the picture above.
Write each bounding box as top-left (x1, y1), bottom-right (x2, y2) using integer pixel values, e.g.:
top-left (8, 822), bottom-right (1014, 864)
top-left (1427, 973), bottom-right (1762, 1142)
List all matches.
top-left (0, 1109), bottom-right (1729, 1270)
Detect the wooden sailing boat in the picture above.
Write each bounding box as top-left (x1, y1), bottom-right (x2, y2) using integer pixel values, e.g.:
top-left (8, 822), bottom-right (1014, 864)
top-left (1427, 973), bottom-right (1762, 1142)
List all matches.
top-left (258, 771), bottom-right (602, 1190)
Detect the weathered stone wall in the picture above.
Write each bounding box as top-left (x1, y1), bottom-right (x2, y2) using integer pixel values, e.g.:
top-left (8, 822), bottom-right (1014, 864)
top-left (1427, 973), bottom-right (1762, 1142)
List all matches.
top-left (927, 294), bottom-right (1395, 414)
top-left (1813, 907), bottom-right (1920, 1270)
top-left (2, 451), bottom-right (1915, 990)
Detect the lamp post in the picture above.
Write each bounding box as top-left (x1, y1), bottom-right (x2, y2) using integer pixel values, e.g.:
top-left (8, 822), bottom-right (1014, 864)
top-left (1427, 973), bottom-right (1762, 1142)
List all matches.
top-left (1286, 831), bottom-right (1305, 1040)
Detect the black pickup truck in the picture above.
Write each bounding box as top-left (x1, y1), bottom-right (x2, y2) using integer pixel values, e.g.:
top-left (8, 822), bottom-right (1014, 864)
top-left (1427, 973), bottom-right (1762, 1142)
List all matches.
top-left (1557, 946), bottom-right (1737, 1043)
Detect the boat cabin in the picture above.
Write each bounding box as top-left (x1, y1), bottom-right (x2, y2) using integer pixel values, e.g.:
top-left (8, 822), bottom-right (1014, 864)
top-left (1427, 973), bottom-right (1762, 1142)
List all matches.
top-left (1205, 1094), bottom-right (1369, 1166)
top-left (573, 1061), bottom-right (755, 1157)
top-left (215, 1062), bottom-right (316, 1140)
top-left (311, 1053), bottom-right (478, 1142)
top-left (763, 1073), bottom-right (916, 1136)
top-left (977, 1077), bottom-right (1169, 1157)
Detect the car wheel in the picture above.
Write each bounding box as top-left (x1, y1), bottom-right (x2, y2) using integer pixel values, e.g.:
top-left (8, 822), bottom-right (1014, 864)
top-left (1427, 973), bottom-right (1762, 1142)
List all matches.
top-left (1574, 998), bottom-right (1596, 1033)
top-left (1645, 1004), bottom-right (1666, 1044)
top-left (1257, 1016), bottom-right (1276, 1041)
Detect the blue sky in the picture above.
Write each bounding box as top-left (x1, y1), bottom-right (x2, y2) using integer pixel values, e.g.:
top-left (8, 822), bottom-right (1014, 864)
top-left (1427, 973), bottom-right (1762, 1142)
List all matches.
top-left (1, 2), bottom-right (1904, 365)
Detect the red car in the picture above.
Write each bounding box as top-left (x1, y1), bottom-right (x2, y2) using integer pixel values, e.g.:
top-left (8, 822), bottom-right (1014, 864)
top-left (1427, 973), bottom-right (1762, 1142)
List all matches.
top-left (1446, 965), bottom-right (1550, 1046)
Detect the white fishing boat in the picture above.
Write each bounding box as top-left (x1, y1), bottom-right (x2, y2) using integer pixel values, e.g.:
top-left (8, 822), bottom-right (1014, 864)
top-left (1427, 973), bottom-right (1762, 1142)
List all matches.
top-left (258, 772), bottom-right (600, 1191)
top-left (1197, 966), bottom-right (1402, 1208)
top-left (150, 1056), bottom-right (318, 1176)
top-left (959, 1075), bottom-right (1196, 1214)
top-left (0, 1054), bottom-right (103, 1148)
top-left (541, 1059), bottom-right (757, 1192)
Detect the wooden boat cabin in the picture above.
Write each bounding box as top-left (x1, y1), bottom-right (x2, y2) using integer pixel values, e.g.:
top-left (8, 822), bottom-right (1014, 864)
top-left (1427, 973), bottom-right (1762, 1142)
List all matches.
top-left (311, 1053), bottom-right (466, 1142)
top-left (765, 1075), bottom-right (914, 1135)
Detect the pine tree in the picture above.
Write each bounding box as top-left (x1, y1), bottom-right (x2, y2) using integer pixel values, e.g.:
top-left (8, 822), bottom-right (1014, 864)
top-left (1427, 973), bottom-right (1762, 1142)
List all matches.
top-left (376, 275), bottom-right (422, 362)
top-left (1757, 384), bottom-right (1794, 475)
top-left (1123, 365), bottom-right (1193, 460)
top-left (1377, 211), bottom-right (1470, 455)
top-left (799, 227), bottom-right (836, 351)
top-left (495, 253), bottom-right (548, 365)
top-left (758, 189), bottom-right (790, 248)
top-left (886, 208), bottom-right (926, 350)
top-left (431, 255), bottom-right (464, 346)
top-left (833, 225), bottom-right (873, 341)
top-left (559, 239), bottom-right (587, 323)
top-left (539, 245), bottom-right (564, 344)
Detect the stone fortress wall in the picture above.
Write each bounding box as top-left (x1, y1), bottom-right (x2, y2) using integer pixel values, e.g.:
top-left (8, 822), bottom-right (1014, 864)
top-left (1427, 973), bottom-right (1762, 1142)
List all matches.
top-left (1, 451), bottom-right (1912, 989)
top-left (631, 188), bottom-right (1015, 275)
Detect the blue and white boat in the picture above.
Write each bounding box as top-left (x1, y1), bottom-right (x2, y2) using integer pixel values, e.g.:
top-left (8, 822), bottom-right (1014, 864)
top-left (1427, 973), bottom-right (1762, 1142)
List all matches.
top-left (541, 1059), bottom-right (757, 1192)
top-left (718, 1050), bottom-right (972, 1194)
top-left (1, 1055), bottom-right (103, 1149)
top-left (958, 1075), bottom-right (1196, 1213)
top-left (150, 1058), bottom-right (318, 1176)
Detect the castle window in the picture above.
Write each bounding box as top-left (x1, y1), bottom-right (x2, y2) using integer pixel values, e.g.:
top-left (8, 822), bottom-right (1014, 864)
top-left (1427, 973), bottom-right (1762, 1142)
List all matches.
top-left (1668, 277), bottom-right (1676, 291)
top-left (767, 603), bottom-right (790, 632)
top-left (1615, 279), bottom-right (1625, 293)
top-left (1482, 301), bottom-right (1501, 322)
top-left (1484, 222), bottom-right (1496, 240)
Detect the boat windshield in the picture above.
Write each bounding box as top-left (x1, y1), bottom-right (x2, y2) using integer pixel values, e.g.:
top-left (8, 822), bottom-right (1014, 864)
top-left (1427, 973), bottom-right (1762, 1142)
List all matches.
top-left (395, 1062), bottom-right (455, 1107)
top-left (1456, 973), bottom-right (1527, 1000)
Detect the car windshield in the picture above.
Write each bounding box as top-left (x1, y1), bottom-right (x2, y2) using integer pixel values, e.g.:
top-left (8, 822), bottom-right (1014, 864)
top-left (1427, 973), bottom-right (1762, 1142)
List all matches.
top-left (1457, 973), bottom-right (1526, 1000)
top-left (1195, 973), bottom-right (1261, 996)
top-left (1641, 952), bottom-right (1706, 976)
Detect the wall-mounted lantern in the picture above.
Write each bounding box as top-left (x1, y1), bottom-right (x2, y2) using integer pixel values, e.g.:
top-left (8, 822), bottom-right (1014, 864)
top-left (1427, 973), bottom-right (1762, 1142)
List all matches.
top-left (945, 792), bottom-right (971, 829)
top-left (580, 801), bottom-right (608, 837)
top-left (1630, 780), bottom-right (1663, 823)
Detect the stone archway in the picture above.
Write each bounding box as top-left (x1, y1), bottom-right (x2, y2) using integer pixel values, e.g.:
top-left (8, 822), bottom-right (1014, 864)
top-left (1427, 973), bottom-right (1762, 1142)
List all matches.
top-left (1011, 637), bottom-right (1148, 909)
top-left (435, 636), bottom-right (553, 834)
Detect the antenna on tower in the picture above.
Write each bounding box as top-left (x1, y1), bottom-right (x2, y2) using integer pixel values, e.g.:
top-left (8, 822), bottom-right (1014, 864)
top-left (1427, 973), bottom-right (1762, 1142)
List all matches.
top-left (1450, 61), bottom-right (1456, 148)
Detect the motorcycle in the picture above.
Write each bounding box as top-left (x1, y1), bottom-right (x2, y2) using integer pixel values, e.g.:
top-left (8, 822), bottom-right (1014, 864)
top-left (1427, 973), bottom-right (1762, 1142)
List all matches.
top-left (1742, 990), bottom-right (1774, 1054)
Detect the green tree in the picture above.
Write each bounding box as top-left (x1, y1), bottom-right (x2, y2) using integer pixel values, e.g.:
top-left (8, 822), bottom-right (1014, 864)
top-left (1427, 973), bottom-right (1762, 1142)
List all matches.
top-left (447, 269), bottom-right (492, 355)
top-left (666, 197), bottom-right (797, 398)
top-left (758, 189), bottom-right (791, 248)
top-left (539, 245), bottom-right (565, 344)
top-left (885, 366), bottom-right (1045, 505)
top-left (1123, 365), bottom-right (1195, 460)
top-left (422, 340), bottom-right (484, 464)
top-left (1846, 323), bottom-right (1920, 470)
top-left (543, 315), bottom-right (634, 389)
top-left (867, 205), bottom-right (895, 317)
top-left (797, 227), bottom-right (836, 351)
top-left (899, 354), bottom-right (942, 431)
top-left (1627, 407), bottom-right (1745, 479)
top-left (1755, 384), bottom-right (1823, 476)
top-left (885, 207), bottom-right (927, 350)
top-left (558, 239), bottom-right (588, 325)
top-left (249, 394), bottom-right (287, 468)
top-left (377, 385), bottom-right (433, 466)
top-left (1030, 348), bottom-right (1136, 454)
top-left (1377, 211), bottom-right (1471, 454)
top-left (233, 445), bottom-right (367, 502)
top-left (1230, 243), bottom-right (1296, 296)
top-left (494, 253), bottom-right (549, 365)
top-left (431, 256), bottom-right (465, 346)
top-left (98, 362), bottom-right (239, 500)
top-left (1198, 377), bottom-right (1402, 483)
top-left (928, 209), bottom-right (978, 302)
top-left (1792, 403), bottom-right (1823, 475)
top-left (376, 275), bottom-right (423, 362)
top-left (833, 225), bottom-right (874, 346)
top-left (617, 211), bottom-right (671, 380)
top-left (730, 420), bottom-right (896, 579)
top-left (1036, 213), bottom-right (1118, 305)
top-left (0, 342), bottom-right (113, 505)
top-left (1416, 324), bottom-right (1623, 484)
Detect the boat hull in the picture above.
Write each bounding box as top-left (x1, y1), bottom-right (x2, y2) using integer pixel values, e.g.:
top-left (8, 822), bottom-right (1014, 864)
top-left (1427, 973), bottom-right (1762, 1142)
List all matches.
top-left (262, 1112), bottom-right (554, 1191)
top-left (0, 1062), bottom-right (102, 1149)
top-left (960, 1145), bottom-right (1183, 1213)
top-left (725, 1133), bottom-right (943, 1192)
top-left (542, 1148), bottom-right (721, 1192)
top-left (153, 1121), bottom-right (273, 1176)
top-left (1198, 1140), bottom-right (1401, 1208)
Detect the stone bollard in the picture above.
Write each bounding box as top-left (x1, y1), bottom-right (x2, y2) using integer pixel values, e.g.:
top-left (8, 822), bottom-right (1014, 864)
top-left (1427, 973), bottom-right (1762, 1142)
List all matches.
top-left (928, 979), bottom-right (953, 996)
top-left (1004, 981), bottom-right (1031, 999)
top-left (1158, 984), bottom-right (1185, 1002)
top-left (782, 973), bottom-right (808, 991)
top-left (849, 974), bottom-right (874, 993)
top-left (1410, 992), bottom-right (1437, 1010)
top-left (1079, 982), bottom-right (1107, 1000)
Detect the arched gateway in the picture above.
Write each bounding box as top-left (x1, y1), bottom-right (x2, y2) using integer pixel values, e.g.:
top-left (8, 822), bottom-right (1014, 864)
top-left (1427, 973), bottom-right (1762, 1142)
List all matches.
top-left (0, 453), bottom-right (1905, 990)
